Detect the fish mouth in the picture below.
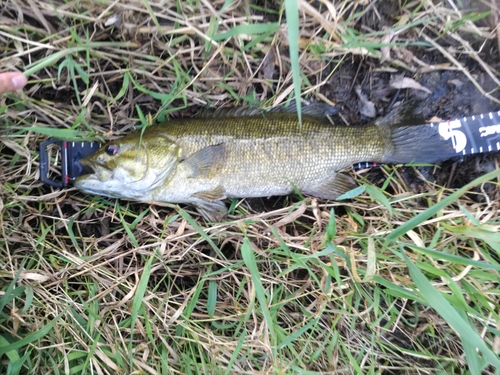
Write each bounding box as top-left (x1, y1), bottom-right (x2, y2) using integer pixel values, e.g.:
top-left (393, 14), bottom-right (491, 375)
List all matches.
top-left (74, 159), bottom-right (107, 183)
top-left (77, 159), bottom-right (96, 177)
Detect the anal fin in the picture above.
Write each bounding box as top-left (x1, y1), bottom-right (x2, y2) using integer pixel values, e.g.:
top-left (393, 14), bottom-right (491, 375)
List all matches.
top-left (304, 173), bottom-right (357, 200)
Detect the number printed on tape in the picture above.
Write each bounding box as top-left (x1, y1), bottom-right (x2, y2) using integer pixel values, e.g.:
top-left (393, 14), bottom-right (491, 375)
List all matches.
top-left (438, 120), bottom-right (467, 153)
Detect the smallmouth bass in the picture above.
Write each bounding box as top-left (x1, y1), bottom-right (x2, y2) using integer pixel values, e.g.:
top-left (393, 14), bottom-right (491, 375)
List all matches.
top-left (74, 105), bottom-right (454, 221)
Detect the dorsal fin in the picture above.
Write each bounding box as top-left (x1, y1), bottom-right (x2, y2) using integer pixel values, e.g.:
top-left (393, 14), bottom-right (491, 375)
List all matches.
top-left (274, 100), bottom-right (337, 118)
top-left (198, 100), bottom-right (337, 122)
top-left (375, 100), bottom-right (425, 128)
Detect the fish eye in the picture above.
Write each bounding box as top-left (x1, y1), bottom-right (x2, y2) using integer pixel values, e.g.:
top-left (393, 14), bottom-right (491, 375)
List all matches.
top-left (105, 144), bottom-right (119, 156)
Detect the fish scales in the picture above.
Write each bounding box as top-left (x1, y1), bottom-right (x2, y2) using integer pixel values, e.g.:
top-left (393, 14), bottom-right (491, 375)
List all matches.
top-left (148, 115), bottom-right (386, 197)
top-left (74, 109), bottom-right (453, 221)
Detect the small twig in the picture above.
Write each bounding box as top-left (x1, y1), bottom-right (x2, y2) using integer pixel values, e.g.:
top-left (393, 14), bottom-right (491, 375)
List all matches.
top-left (446, 31), bottom-right (500, 87)
top-left (422, 33), bottom-right (500, 105)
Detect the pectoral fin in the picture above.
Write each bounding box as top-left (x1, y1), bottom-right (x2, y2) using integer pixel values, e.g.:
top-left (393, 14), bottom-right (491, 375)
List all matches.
top-left (182, 144), bottom-right (225, 178)
top-left (304, 173), bottom-right (357, 200)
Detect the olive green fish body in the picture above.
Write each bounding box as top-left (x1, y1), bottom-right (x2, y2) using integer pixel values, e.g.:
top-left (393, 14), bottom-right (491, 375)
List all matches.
top-left (75, 110), bottom-right (452, 221)
top-left (149, 114), bottom-right (388, 197)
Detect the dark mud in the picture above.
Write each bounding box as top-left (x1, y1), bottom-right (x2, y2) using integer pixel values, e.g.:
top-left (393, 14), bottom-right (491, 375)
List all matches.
top-left (317, 8), bottom-right (500, 201)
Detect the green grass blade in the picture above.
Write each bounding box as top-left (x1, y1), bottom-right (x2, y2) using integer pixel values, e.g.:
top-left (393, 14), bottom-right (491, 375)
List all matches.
top-left (0, 264), bottom-right (26, 321)
top-left (178, 208), bottom-right (224, 258)
top-left (365, 185), bottom-right (393, 215)
top-left (128, 253), bottom-right (155, 367)
top-left (336, 185), bottom-right (366, 200)
top-left (223, 330), bottom-right (246, 375)
top-left (403, 243), bottom-right (500, 272)
top-left (18, 127), bottom-right (90, 139)
top-left (23, 42), bottom-right (136, 77)
top-left (241, 238), bottom-right (274, 337)
top-left (325, 208), bottom-right (336, 242)
top-left (387, 169), bottom-right (500, 241)
top-left (339, 339), bottom-right (364, 374)
top-left (276, 316), bottom-right (319, 349)
top-left (442, 223), bottom-right (500, 253)
top-left (0, 335), bottom-right (20, 364)
top-left (117, 206), bottom-right (139, 248)
top-left (402, 251), bottom-right (500, 369)
top-left (0, 314), bottom-right (62, 355)
top-left (207, 279), bottom-right (217, 319)
top-left (284, 0), bottom-right (302, 124)
top-left (213, 23), bottom-right (279, 41)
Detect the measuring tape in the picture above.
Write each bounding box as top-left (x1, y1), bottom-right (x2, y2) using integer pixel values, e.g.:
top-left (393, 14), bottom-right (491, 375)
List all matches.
top-left (433, 111), bottom-right (500, 155)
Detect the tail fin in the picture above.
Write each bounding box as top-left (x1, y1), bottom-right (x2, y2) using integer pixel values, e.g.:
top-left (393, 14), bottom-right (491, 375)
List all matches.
top-left (383, 123), bottom-right (459, 164)
top-left (375, 102), bottom-right (459, 164)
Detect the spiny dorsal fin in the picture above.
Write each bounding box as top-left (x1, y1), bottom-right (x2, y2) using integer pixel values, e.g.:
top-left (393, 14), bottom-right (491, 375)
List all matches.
top-left (198, 106), bottom-right (263, 118)
top-left (275, 100), bottom-right (337, 118)
top-left (198, 100), bottom-right (337, 122)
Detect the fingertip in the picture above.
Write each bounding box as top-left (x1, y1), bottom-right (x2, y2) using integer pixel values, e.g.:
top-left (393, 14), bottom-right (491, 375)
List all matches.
top-left (12, 74), bottom-right (27, 90)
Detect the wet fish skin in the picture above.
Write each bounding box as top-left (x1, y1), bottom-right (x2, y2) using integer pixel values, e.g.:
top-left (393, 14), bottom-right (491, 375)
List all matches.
top-left (74, 110), bottom-right (450, 221)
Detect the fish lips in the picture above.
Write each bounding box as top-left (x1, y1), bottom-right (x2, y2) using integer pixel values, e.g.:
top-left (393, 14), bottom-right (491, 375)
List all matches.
top-left (74, 159), bottom-right (112, 184)
top-left (77, 158), bottom-right (96, 177)
top-left (73, 160), bottom-right (120, 198)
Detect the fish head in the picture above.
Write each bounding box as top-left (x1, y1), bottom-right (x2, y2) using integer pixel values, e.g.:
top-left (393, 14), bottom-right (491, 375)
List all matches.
top-left (74, 134), bottom-right (179, 200)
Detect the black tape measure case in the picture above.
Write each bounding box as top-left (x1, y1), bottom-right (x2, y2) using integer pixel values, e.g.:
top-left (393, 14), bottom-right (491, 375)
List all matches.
top-left (39, 139), bottom-right (101, 187)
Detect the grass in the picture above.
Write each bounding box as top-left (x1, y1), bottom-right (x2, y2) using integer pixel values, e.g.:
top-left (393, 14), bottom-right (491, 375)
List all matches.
top-left (1, 0), bottom-right (500, 374)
